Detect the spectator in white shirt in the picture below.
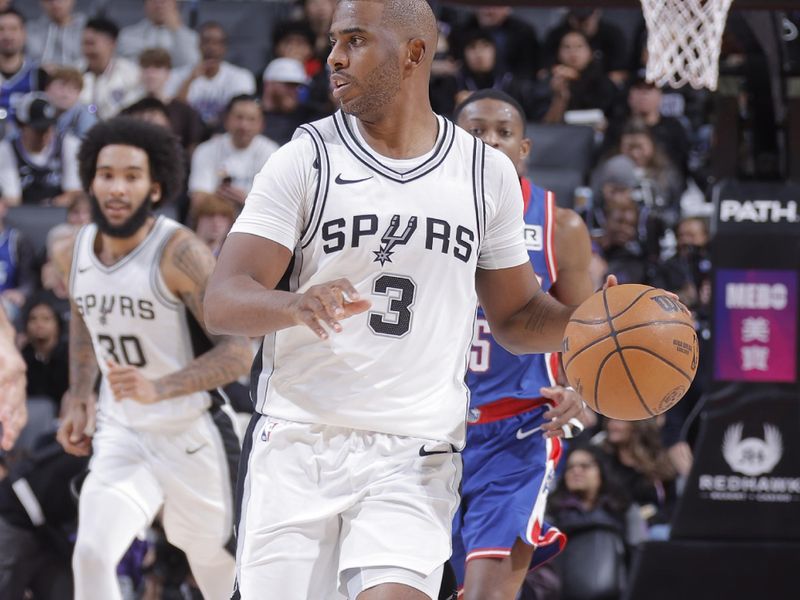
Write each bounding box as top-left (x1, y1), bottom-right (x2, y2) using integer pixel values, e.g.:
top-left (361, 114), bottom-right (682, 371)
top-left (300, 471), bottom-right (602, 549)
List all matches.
top-left (0, 92), bottom-right (82, 206)
top-left (25, 0), bottom-right (86, 68)
top-left (79, 17), bottom-right (140, 120)
top-left (170, 21), bottom-right (255, 131)
top-left (189, 94), bottom-right (278, 210)
top-left (116, 0), bottom-right (199, 69)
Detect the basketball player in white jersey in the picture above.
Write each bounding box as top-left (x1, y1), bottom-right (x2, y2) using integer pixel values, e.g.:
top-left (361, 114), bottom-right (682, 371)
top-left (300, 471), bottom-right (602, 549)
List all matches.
top-left (53, 117), bottom-right (253, 600)
top-left (0, 304), bottom-right (26, 451)
top-left (204, 1), bottom-right (597, 598)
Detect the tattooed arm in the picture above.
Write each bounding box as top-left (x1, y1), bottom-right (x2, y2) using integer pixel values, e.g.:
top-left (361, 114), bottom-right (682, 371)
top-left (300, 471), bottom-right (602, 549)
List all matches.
top-left (475, 262), bottom-right (576, 356)
top-left (52, 234), bottom-right (98, 455)
top-left (110, 229), bottom-right (252, 403)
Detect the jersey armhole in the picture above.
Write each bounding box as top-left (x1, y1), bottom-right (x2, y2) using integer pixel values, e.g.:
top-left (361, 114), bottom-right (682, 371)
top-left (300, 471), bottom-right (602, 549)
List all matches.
top-left (150, 224), bottom-right (183, 311)
top-left (297, 125), bottom-right (330, 249)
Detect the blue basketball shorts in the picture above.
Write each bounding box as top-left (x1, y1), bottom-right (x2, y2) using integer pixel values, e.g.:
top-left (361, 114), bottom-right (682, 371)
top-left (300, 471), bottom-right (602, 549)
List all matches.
top-left (451, 404), bottom-right (566, 587)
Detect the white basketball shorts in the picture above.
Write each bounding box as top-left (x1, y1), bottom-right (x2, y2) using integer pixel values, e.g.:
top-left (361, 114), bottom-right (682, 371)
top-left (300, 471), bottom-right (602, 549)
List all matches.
top-left (82, 408), bottom-right (239, 559)
top-left (235, 415), bottom-right (462, 599)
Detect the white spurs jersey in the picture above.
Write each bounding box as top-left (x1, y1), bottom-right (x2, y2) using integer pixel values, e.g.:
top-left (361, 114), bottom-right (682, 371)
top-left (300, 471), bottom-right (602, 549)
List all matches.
top-left (231, 111), bottom-right (529, 447)
top-left (70, 217), bottom-right (211, 432)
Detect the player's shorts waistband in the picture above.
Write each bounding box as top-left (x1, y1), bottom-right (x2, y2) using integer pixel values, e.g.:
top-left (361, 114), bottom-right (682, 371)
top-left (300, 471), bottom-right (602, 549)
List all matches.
top-left (467, 397), bottom-right (549, 425)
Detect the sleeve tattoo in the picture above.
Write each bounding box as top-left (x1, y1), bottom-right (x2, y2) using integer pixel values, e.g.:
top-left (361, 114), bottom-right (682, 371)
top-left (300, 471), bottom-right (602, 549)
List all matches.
top-left (69, 303), bottom-right (100, 398)
top-left (152, 235), bottom-right (252, 400)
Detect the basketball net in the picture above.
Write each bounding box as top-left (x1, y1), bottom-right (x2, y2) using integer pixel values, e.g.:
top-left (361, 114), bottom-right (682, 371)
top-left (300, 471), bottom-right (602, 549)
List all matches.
top-left (640, 0), bottom-right (733, 91)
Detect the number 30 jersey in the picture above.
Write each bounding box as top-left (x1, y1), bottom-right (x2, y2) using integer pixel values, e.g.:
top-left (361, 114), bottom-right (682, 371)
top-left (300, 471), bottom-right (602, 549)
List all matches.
top-left (70, 216), bottom-right (211, 432)
top-left (231, 111), bottom-right (529, 447)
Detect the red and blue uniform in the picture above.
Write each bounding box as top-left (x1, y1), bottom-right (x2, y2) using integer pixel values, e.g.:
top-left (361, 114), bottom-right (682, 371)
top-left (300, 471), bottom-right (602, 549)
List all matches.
top-left (451, 179), bottom-right (566, 587)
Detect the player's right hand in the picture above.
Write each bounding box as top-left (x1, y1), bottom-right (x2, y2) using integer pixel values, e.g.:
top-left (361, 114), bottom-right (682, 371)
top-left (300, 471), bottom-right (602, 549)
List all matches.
top-left (290, 278), bottom-right (372, 339)
top-left (57, 392), bottom-right (96, 457)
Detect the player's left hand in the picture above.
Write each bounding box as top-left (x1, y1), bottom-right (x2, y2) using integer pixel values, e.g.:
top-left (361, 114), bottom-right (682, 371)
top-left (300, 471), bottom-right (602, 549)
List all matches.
top-left (107, 361), bottom-right (159, 404)
top-left (540, 385), bottom-right (587, 439)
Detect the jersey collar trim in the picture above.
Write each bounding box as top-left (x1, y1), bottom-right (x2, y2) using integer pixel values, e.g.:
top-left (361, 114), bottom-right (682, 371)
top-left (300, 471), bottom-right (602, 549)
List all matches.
top-left (333, 110), bottom-right (455, 184)
top-left (87, 215), bottom-right (166, 274)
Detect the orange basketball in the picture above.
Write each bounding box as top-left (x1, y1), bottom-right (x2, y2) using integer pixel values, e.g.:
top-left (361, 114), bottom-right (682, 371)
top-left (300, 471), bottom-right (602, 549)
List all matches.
top-left (562, 284), bottom-right (699, 421)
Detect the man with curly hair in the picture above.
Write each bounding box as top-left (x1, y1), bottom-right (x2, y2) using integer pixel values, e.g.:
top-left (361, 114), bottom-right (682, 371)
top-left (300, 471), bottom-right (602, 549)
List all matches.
top-left (52, 117), bottom-right (253, 600)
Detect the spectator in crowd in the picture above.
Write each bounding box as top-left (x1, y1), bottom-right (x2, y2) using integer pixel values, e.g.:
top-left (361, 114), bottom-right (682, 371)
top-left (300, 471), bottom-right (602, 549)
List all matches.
top-left (0, 196), bottom-right (36, 323)
top-left (39, 221), bottom-right (74, 325)
top-left (454, 28), bottom-right (543, 120)
top-left (538, 30), bottom-right (619, 125)
top-left (44, 66), bottom-right (98, 140)
top-left (138, 48), bottom-right (204, 153)
top-left (617, 117), bottom-right (684, 226)
top-left (191, 192), bottom-right (235, 256)
top-left (591, 153), bottom-right (666, 271)
top-left (25, 0), bottom-right (86, 68)
top-left (653, 217), bottom-right (711, 314)
top-left (120, 95), bottom-right (172, 129)
top-left (270, 19), bottom-right (332, 117)
top-left (116, 0), bottom-right (199, 69)
top-left (21, 292), bottom-right (68, 406)
top-left (543, 8), bottom-right (628, 83)
top-left (604, 76), bottom-right (691, 176)
top-left (0, 9), bottom-right (48, 122)
top-left (272, 19), bottom-right (317, 70)
top-left (261, 57), bottom-right (318, 146)
top-left (294, 0), bottom-right (336, 62)
top-left (544, 445), bottom-right (646, 600)
top-left (80, 17), bottom-right (140, 120)
top-left (596, 191), bottom-right (651, 285)
top-left (171, 21), bottom-right (256, 132)
top-left (455, 6), bottom-right (540, 77)
top-left (599, 418), bottom-right (678, 532)
top-left (590, 153), bottom-right (638, 227)
top-left (0, 428), bottom-right (87, 600)
top-left (189, 94), bottom-right (278, 210)
top-left (0, 92), bottom-right (82, 206)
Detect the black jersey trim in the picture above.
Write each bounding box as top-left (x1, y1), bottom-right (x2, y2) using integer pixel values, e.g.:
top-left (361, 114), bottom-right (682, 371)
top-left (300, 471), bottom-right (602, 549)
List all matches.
top-left (470, 137), bottom-right (484, 247)
top-left (298, 124), bottom-right (331, 249)
top-left (207, 401), bottom-right (240, 556)
top-left (333, 111), bottom-right (456, 184)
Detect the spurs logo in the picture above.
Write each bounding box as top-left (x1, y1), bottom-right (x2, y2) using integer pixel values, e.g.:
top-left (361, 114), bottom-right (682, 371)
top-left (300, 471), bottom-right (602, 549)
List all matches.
top-left (373, 215), bottom-right (417, 266)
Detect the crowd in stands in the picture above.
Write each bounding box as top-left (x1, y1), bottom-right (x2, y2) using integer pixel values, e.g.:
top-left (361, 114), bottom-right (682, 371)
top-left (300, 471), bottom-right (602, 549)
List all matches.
top-left (0, 0), bottom-right (741, 598)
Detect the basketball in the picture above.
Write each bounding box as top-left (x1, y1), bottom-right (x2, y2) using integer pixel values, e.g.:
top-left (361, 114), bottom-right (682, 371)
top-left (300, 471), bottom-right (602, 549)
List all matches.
top-left (562, 284), bottom-right (699, 421)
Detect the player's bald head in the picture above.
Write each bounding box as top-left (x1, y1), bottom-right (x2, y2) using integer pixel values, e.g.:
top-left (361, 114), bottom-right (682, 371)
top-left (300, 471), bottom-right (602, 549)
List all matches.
top-left (336, 0), bottom-right (437, 56)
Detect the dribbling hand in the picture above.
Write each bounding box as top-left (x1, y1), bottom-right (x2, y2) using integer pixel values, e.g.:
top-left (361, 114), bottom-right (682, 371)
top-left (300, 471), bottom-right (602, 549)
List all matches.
top-left (57, 392), bottom-right (96, 457)
top-left (539, 385), bottom-right (588, 439)
top-left (291, 278), bottom-right (372, 339)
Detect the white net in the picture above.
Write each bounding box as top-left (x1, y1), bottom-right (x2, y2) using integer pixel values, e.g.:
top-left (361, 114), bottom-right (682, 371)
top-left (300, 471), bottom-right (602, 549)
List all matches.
top-left (640, 0), bottom-right (734, 91)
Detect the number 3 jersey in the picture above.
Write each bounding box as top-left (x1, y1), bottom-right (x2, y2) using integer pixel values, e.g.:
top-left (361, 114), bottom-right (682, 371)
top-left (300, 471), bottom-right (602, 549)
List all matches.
top-left (70, 216), bottom-right (211, 432)
top-left (230, 111), bottom-right (529, 447)
top-left (468, 180), bottom-right (559, 410)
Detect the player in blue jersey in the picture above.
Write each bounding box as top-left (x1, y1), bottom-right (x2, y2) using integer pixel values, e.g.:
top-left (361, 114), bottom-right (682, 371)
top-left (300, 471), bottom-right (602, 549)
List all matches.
top-left (452, 89), bottom-right (596, 600)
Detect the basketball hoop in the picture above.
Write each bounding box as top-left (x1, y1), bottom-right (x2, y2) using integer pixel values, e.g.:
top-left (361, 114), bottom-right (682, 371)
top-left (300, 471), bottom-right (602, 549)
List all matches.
top-left (640, 0), bottom-right (734, 91)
